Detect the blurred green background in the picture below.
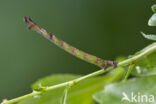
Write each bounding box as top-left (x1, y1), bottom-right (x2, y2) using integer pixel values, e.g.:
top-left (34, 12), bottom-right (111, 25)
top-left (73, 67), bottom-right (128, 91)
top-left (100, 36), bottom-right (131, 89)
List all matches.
top-left (0, 0), bottom-right (155, 101)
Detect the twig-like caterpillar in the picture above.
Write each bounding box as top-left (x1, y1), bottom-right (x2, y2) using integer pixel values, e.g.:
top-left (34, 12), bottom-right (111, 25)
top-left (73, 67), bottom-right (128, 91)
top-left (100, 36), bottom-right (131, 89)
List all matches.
top-left (24, 17), bottom-right (117, 69)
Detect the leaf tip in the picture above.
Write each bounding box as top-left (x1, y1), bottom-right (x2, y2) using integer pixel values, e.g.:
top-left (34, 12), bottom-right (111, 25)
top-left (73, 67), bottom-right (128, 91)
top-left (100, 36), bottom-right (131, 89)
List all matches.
top-left (148, 14), bottom-right (156, 26)
top-left (141, 32), bottom-right (149, 39)
top-left (152, 4), bottom-right (156, 13)
top-left (141, 31), bottom-right (145, 37)
top-left (141, 32), bottom-right (156, 41)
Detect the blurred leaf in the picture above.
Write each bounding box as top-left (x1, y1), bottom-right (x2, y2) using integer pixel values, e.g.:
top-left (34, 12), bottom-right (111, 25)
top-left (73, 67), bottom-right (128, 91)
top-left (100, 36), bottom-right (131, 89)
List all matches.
top-left (18, 68), bottom-right (125, 104)
top-left (152, 4), bottom-right (156, 13)
top-left (141, 32), bottom-right (156, 41)
top-left (116, 56), bottom-right (127, 62)
top-left (131, 51), bottom-right (156, 76)
top-left (93, 76), bottom-right (156, 104)
top-left (148, 13), bottom-right (156, 26)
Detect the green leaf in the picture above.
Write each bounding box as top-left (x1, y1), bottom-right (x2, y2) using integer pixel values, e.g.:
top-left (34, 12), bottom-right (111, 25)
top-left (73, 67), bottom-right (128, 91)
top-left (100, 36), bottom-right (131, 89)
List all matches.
top-left (148, 13), bottom-right (156, 26)
top-left (131, 50), bottom-right (156, 76)
top-left (93, 76), bottom-right (156, 104)
top-left (18, 68), bottom-right (125, 104)
top-left (141, 32), bottom-right (156, 41)
top-left (152, 4), bottom-right (156, 13)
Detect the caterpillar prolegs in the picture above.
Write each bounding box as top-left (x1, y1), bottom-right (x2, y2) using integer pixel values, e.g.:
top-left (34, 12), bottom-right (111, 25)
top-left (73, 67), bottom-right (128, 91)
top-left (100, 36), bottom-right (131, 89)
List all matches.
top-left (24, 17), bottom-right (117, 69)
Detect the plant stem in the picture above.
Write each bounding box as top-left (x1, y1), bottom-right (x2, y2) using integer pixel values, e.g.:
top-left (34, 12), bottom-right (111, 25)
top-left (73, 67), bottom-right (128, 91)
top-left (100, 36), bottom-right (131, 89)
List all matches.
top-left (123, 64), bottom-right (134, 81)
top-left (2, 42), bottom-right (156, 104)
top-left (118, 42), bottom-right (156, 66)
top-left (1, 92), bottom-right (42, 104)
top-left (1, 68), bottom-right (112, 104)
top-left (60, 85), bottom-right (70, 104)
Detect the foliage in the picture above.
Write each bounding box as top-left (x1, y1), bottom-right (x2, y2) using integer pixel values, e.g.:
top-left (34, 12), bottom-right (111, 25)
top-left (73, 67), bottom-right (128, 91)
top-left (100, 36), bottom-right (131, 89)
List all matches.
top-left (93, 76), bottom-right (156, 104)
top-left (131, 51), bottom-right (156, 76)
top-left (18, 68), bottom-right (125, 104)
top-left (141, 32), bottom-right (156, 41)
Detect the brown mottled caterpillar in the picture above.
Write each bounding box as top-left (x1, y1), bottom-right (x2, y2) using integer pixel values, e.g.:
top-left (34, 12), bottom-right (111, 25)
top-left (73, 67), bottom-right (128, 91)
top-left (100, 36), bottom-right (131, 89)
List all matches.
top-left (24, 17), bottom-right (117, 69)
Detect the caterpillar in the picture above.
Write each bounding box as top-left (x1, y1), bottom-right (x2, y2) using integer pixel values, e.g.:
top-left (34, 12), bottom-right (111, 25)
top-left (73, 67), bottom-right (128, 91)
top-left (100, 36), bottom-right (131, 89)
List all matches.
top-left (24, 17), bottom-right (117, 69)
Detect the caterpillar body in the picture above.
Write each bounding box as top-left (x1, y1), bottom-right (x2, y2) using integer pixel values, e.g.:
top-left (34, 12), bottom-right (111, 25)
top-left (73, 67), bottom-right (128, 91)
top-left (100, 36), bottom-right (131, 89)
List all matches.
top-left (24, 17), bottom-right (117, 69)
